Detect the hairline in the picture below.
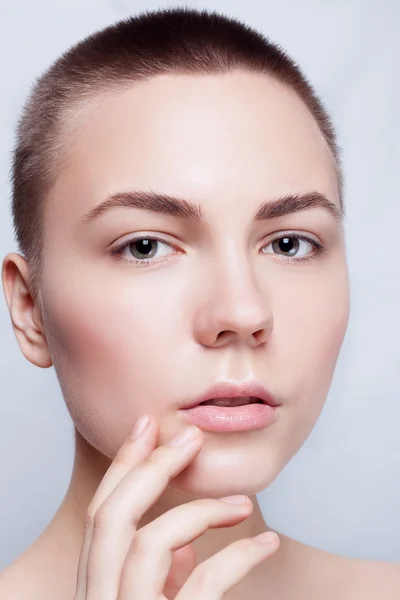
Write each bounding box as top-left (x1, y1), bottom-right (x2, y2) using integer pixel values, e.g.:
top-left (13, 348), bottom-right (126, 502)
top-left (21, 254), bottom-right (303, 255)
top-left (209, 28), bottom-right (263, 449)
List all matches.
top-left (51, 67), bottom-right (343, 211)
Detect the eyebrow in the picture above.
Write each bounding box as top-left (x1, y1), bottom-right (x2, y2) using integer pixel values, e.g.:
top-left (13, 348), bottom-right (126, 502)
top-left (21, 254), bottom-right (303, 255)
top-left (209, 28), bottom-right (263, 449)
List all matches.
top-left (80, 189), bottom-right (343, 226)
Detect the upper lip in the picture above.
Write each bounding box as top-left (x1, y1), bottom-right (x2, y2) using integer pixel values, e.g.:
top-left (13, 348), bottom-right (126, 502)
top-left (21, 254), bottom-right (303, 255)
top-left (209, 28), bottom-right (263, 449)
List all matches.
top-left (182, 381), bottom-right (281, 409)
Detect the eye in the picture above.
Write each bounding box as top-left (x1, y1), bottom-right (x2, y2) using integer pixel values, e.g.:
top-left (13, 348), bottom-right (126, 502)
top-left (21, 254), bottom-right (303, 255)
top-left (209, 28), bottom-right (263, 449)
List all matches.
top-left (261, 234), bottom-right (323, 262)
top-left (111, 236), bottom-right (177, 265)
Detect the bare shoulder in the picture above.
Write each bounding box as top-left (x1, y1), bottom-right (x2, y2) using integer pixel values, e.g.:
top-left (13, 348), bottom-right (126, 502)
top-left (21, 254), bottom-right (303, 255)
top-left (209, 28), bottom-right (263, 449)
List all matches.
top-left (339, 556), bottom-right (400, 599)
top-left (279, 534), bottom-right (400, 599)
top-left (0, 562), bottom-right (34, 600)
top-left (0, 541), bottom-right (75, 600)
top-left (0, 556), bottom-right (47, 600)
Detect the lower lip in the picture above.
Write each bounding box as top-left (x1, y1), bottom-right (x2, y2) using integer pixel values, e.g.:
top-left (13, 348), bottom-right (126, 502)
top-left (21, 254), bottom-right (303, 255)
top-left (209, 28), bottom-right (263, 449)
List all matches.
top-left (180, 403), bottom-right (278, 432)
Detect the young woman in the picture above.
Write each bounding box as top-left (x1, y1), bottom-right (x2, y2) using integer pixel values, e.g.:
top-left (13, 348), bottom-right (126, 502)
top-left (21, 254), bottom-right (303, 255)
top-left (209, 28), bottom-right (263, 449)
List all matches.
top-left (1, 7), bottom-right (399, 600)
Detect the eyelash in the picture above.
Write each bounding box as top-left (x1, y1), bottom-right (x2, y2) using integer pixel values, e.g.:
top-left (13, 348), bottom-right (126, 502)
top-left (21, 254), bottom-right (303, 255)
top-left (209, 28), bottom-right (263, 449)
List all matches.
top-left (110, 232), bottom-right (326, 266)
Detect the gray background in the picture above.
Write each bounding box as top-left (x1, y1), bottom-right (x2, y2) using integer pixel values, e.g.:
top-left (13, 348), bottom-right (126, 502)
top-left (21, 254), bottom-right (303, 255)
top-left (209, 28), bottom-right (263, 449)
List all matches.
top-left (1, 0), bottom-right (399, 570)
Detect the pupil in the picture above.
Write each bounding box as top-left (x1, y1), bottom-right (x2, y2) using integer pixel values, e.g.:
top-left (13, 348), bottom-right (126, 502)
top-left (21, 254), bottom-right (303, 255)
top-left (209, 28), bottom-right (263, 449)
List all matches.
top-left (131, 239), bottom-right (157, 258)
top-left (275, 237), bottom-right (299, 256)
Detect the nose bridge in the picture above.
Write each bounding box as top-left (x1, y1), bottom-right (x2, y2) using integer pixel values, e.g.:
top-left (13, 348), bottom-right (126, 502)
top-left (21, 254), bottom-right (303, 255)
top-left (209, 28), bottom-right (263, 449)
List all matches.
top-left (193, 247), bottom-right (273, 347)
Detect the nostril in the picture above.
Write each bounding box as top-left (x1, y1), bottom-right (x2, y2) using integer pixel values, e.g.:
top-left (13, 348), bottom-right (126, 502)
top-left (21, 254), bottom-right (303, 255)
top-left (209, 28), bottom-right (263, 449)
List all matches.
top-left (253, 328), bottom-right (268, 344)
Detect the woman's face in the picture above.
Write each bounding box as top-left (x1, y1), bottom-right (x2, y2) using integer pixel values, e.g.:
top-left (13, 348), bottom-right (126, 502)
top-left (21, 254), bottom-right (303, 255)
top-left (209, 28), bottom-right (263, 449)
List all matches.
top-left (40, 70), bottom-right (349, 497)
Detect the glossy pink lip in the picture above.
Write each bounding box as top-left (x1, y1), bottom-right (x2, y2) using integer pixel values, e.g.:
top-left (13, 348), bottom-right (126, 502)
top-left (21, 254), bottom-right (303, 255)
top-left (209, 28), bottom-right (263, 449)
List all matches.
top-left (181, 381), bottom-right (280, 409)
top-left (180, 403), bottom-right (278, 432)
top-left (179, 381), bottom-right (281, 432)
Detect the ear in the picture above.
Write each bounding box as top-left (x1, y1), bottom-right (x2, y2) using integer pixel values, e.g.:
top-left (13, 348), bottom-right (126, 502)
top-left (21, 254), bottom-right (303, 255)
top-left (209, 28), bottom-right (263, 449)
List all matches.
top-left (2, 252), bottom-right (52, 368)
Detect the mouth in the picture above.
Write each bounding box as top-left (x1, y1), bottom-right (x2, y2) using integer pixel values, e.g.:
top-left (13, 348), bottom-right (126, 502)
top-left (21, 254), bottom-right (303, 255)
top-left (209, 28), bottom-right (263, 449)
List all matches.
top-left (181, 381), bottom-right (280, 410)
top-left (198, 396), bottom-right (265, 407)
top-left (180, 382), bottom-right (280, 432)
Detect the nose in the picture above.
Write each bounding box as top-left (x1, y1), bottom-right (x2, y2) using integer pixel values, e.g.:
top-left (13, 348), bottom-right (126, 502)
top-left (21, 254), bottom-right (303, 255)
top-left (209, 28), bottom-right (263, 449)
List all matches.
top-left (192, 256), bottom-right (273, 349)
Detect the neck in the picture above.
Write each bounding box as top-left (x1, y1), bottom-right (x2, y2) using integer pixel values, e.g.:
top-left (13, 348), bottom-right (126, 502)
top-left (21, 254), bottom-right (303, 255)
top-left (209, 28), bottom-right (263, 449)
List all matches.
top-left (41, 428), bottom-right (289, 598)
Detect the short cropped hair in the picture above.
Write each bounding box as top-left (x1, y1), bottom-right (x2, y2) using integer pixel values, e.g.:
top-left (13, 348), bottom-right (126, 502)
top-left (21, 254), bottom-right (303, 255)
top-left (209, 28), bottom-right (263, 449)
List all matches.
top-left (10, 7), bottom-right (343, 304)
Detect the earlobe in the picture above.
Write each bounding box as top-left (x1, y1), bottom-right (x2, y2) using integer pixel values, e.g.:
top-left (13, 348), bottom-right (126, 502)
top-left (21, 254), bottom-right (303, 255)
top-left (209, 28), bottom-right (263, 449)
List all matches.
top-left (1, 252), bottom-right (53, 368)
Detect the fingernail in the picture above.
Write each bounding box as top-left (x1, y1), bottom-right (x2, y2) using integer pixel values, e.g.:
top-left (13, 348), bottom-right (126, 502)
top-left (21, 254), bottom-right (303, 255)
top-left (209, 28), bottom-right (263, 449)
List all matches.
top-left (253, 531), bottom-right (279, 544)
top-left (131, 414), bottom-right (150, 439)
top-left (219, 495), bottom-right (250, 505)
top-left (167, 426), bottom-right (200, 446)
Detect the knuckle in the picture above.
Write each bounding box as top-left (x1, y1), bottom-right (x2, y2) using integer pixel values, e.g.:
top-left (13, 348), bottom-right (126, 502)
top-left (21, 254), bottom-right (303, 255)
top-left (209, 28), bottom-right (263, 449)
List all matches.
top-left (84, 512), bottom-right (94, 532)
top-left (130, 529), bottom-right (151, 555)
top-left (84, 512), bottom-right (94, 531)
top-left (145, 447), bottom-right (164, 468)
top-left (188, 563), bottom-right (215, 592)
top-left (84, 503), bottom-right (97, 528)
top-left (91, 502), bottom-right (115, 530)
top-left (145, 447), bottom-right (171, 476)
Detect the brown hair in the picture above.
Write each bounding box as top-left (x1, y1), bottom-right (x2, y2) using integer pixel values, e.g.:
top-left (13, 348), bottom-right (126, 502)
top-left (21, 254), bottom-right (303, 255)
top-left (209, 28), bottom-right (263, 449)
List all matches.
top-left (10, 6), bottom-right (343, 305)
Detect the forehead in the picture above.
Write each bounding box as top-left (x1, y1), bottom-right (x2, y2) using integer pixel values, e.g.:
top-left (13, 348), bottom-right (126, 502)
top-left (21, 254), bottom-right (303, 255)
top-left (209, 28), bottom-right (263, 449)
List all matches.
top-left (48, 70), bottom-right (339, 224)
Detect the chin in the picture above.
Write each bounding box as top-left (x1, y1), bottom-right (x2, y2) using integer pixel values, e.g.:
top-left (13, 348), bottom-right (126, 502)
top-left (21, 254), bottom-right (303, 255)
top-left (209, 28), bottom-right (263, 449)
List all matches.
top-left (167, 443), bottom-right (287, 498)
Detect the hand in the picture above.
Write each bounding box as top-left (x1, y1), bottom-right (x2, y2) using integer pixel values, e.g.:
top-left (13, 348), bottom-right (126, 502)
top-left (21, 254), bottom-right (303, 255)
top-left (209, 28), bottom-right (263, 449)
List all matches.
top-left (74, 413), bottom-right (280, 600)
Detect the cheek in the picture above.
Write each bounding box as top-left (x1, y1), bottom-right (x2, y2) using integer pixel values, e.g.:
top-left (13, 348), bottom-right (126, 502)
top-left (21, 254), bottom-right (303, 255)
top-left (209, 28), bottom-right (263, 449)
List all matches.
top-left (272, 263), bottom-right (350, 447)
top-left (275, 260), bottom-right (350, 375)
top-left (41, 278), bottom-right (185, 458)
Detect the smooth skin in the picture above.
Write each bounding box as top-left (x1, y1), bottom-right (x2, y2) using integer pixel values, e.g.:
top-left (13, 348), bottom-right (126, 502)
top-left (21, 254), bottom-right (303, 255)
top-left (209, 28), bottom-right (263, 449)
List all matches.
top-left (1, 70), bottom-right (399, 599)
top-left (75, 414), bottom-right (279, 600)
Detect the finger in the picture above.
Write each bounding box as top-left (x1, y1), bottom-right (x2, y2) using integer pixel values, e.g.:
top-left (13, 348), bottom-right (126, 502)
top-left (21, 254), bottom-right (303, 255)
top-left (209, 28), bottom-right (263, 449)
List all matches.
top-left (118, 496), bottom-right (253, 598)
top-left (74, 515), bottom-right (98, 600)
top-left (74, 413), bottom-right (158, 600)
top-left (163, 544), bottom-right (198, 600)
top-left (90, 414), bottom-right (158, 513)
top-left (85, 425), bottom-right (204, 599)
top-left (176, 532), bottom-right (280, 600)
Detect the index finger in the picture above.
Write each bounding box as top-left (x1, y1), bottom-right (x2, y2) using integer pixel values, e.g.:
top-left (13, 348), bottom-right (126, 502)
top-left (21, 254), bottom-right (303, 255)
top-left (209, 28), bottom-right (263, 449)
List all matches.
top-left (74, 413), bottom-right (157, 600)
top-left (88, 414), bottom-right (158, 515)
